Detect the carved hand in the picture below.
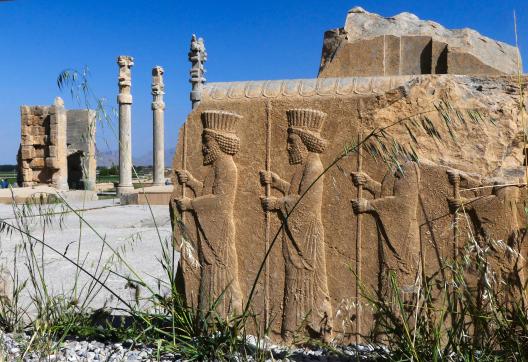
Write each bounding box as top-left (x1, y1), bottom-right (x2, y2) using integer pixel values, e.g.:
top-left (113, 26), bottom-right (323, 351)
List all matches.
top-left (175, 170), bottom-right (190, 184)
top-left (259, 170), bottom-right (280, 186)
top-left (351, 172), bottom-right (369, 187)
top-left (176, 197), bottom-right (193, 211)
top-left (446, 169), bottom-right (461, 185)
top-left (351, 198), bottom-right (372, 214)
top-left (447, 197), bottom-right (466, 212)
top-left (260, 196), bottom-right (282, 211)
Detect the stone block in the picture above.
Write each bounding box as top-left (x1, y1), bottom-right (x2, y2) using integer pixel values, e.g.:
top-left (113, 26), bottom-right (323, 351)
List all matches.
top-left (49, 132), bottom-right (57, 145)
top-left (400, 36), bottom-right (432, 75)
top-left (175, 73), bottom-right (528, 345)
top-left (21, 134), bottom-right (33, 145)
top-left (447, 46), bottom-right (504, 75)
top-left (432, 41), bottom-right (448, 74)
top-left (30, 158), bottom-right (45, 169)
top-left (22, 169), bottom-right (32, 180)
top-left (32, 135), bottom-right (47, 145)
top-left (384, 35), bottom-right (401, 75)
top-left (45, 157), bottom-right (59, 170)
top-left (319, 36), bottom-right (385, 77)
top-left (21, 146), bottom-right (34, 159)
top-left (33, 148), bottom-right (45, 158)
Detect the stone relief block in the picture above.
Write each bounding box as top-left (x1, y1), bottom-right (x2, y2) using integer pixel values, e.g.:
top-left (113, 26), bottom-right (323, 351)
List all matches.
top-left (171, 74), bottom-right (527, 344)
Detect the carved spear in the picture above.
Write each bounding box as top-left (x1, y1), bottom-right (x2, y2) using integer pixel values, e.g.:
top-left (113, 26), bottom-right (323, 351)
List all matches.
top-left (182, 123), bottom-right (187, 198)
top-left (264, 102), bottom-right (271, 329)
top-left (452, 172), bottom-right (460, 259)
top-left (355, 131), bottom-right (363, 345)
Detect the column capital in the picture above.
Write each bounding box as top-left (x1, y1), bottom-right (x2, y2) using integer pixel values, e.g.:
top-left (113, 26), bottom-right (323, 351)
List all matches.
top-left (188, 34), bottom-right (207, 109)
top-left (118, 55), bottom-right (134, 98)
top-left (151, 66), bottom-right (165, 97)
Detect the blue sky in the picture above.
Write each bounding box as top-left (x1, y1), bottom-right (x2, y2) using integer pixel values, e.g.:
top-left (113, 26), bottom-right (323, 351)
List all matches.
top-left (0, 0), bottom-right (526, 164)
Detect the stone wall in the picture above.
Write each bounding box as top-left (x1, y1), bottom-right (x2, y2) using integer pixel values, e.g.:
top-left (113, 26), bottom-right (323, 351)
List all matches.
top-left (18, 98), bottom-right (68, 189)
top-left (171, 74), bottom-right (528, 343)
top-left (66, 110), bottom-right (97, 190)
top-left (17, 100), bottom-right (96, 190)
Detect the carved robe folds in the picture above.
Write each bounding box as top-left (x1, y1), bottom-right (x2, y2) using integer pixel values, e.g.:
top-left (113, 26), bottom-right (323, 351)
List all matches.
top-left (281, 156), bottom-right (333, 340)
top-left (192, 157), bottom-right (243, 314)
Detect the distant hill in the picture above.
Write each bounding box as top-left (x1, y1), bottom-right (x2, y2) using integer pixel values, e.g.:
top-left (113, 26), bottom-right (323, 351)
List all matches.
top-left (96, 148), bottom-right (175, 168)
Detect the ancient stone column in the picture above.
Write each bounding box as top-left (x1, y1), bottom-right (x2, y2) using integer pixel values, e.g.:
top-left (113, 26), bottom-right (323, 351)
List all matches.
top-left (188, 34), bottom-right (207, 110)
top-left (151, 66), bottom-right (165, 186)
top-left (117, 56), bottom-right (134, 195)
top-left (49, 97), bottom-right (69, 191)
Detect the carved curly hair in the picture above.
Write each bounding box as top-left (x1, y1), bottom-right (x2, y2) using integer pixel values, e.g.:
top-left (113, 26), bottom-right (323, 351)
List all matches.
top-left (290, 127), bottom-right (327, 154)
top-left (204, 129), bottom-right (240, 155)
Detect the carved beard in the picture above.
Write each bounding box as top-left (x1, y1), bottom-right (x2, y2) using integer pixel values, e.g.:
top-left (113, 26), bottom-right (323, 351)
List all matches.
top-left (203, 141), bottom-right (222, 165)
top-left (288, 142), bottom-right (307, 165)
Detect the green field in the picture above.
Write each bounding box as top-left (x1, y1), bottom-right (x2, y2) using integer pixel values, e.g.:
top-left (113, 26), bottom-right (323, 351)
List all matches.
top-left (0, 172), bottom-right (17, 186)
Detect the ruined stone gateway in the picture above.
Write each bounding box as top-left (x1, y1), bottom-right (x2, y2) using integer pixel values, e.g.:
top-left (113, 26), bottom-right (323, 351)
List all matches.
top-left (17, 98), bottom-right (96, 191)
top-left (171, 9), bottom-right (527, 343)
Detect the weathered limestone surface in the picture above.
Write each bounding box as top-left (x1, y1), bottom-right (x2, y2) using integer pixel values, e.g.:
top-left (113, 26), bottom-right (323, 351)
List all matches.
top-left (319, 7), bottom-right (520, 77)
top-left (67, 110), bottom-right (97, 190)
top-left (117, 55), bottom-right (134, 196)
top-left (171, 74), bottom-right (528, 342)
top-left (18, 97), bottom-right (69, 190)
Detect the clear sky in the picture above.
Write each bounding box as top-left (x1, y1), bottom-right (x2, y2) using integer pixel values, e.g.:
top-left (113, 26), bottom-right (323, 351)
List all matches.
top-left (0, 0), bottom-right (526, 164)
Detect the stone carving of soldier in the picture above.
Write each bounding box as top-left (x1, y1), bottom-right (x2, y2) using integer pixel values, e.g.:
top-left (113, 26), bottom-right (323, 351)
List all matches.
top-left (175, 110), bottom-right (244, 316)
top-left (260, 108), bottom-right (333, 342)
top-left (447, 170), bottom-right (526, 305)
top-left (351, 161), bottom-right (422, 293)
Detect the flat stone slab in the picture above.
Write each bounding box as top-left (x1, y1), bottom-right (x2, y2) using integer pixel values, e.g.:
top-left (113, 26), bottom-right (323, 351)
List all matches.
top-left (120, 185), bottom-right (174, 205)
top-left (0, 186), bottom-right (98, 204)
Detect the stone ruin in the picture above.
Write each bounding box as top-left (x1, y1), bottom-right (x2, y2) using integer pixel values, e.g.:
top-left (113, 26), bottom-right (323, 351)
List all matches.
top-left (319, 7), bottom-right (519, 77)
top-left (17, 97), bottom-right (96, 191)
top-left (170, 9), bottom-right (528, 343)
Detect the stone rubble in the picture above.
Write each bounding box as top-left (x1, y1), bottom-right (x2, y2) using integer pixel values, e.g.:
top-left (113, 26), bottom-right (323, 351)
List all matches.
top-left (1, 332), bottom-right (390, 361)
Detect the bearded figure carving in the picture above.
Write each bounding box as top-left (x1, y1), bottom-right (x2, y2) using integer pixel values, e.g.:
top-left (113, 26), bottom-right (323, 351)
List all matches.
top-left (260, 108), bottom-right (333, 342)
top-left (175, 110), bottom-right (244, 316)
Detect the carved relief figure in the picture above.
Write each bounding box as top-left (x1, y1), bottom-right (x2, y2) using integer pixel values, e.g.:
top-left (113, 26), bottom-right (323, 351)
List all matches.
top-left (352, 161), bottom-right (421, 292)
top-left (447, 171), bottom-right (526, 304)
top-left (260, 108), bottom-right (333, 342)
top-left (175, 110), bottom-right (244, 316)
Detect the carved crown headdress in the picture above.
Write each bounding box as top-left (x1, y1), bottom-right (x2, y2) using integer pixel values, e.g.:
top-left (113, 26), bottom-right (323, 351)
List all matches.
top-left (286, 108), bottom-right (327, 133)
top-left (201, 110), bottom-right (241, 134)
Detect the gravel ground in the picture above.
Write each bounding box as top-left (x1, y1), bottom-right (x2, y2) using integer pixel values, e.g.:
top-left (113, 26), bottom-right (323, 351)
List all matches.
top-left (1, 332), bottom-right (390, 361)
